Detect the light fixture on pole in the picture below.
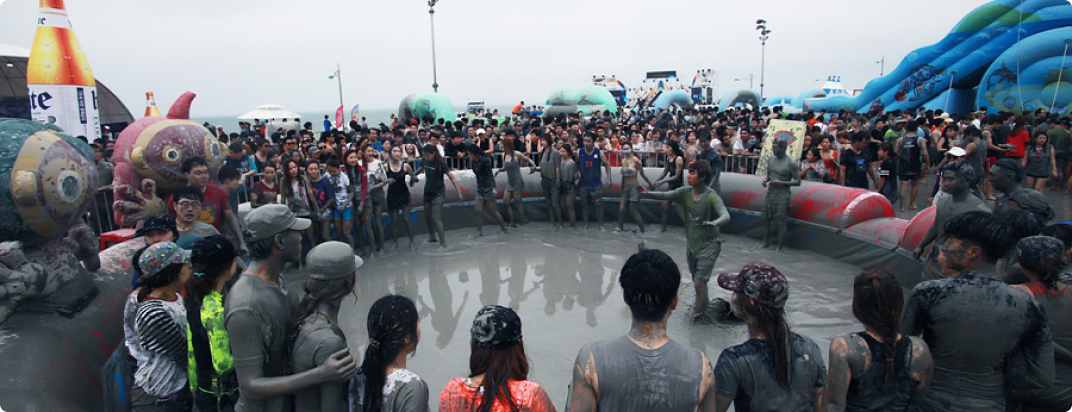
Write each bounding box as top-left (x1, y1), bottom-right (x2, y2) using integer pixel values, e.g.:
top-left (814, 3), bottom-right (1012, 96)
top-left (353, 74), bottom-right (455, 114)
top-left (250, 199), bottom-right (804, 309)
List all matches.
top-left (428, 0), bottom-right (440, 92)
top-left (756, 19), bottom-right (771, 103)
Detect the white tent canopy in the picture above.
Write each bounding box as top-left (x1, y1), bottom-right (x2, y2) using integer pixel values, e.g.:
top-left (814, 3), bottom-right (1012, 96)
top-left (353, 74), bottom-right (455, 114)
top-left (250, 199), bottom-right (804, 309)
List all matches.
top-left (237, 104), bottom-right (302, 120)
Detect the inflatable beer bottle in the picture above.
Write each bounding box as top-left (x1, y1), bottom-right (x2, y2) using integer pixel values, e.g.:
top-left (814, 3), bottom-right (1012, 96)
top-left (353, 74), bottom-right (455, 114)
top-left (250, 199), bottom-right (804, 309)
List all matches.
top-left (26, 0), bottom-right (101, 140)
top-left (144, 91), bottom-right (162, 117)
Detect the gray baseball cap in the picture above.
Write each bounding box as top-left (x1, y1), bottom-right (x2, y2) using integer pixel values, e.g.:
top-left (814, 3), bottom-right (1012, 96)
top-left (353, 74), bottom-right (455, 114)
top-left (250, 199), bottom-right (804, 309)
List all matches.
top-left (306, 241), bottom-right (363, 280)
top-left (243, 204), bottom-right (311, 242)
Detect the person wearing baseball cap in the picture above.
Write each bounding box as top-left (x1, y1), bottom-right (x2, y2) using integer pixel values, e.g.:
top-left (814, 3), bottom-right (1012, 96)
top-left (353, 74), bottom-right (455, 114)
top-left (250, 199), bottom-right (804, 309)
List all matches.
top-left (226, 205), bottom-right (354, 411)
top-left (292, 242), bottom-right (363, 411)
top-left (439, 305), bottom-right (555, 412)
top-left (129, 241), bottom-right (193, 409)
top-left (185, 235), bottom-right (242, 411)
top-left (714, 263), bottom-right (827, 412)
top-left (1007, 235), bottom-right (1072, 411)
top-left (135, 213), bottom-right (180, 246)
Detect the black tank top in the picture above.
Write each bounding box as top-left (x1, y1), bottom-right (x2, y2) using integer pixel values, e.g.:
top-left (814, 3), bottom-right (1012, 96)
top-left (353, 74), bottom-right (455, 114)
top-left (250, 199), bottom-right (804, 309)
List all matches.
top-left (898, 137), bottom-right (923, 175)
top-left (386, 164), bottom-right (409, 198)
top-left (845, 332), bottom-right (917, 412)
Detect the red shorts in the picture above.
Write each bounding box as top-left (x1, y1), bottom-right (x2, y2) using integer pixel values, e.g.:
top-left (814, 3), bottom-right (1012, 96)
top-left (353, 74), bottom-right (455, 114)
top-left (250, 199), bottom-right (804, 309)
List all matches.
top-left (984, 157), bottom-right (996, 173)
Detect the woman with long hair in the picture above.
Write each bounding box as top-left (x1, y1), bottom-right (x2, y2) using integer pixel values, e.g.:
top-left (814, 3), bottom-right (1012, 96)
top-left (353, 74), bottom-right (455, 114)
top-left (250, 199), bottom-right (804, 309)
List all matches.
top-left (652, 141), bottom-right (685, 232)
top-left (1022, 131), bottom-right (1057, 191)
top-left (364, 144), bottom-right (389, 255)
top-left (280, 158), bottom-right (319, 253)
top-left (350, 295), bottom-right (428, 412)
top-left (824, 270), bottom-right (933, 412)
top-left (416, 144), bottom-right (458, 248)
top-left (386, 145), bottom-right (418, 249)
top-left (557, 143), bottom-right (580, 229)
top-left (185, 236), bottom-right (241, 412)
top-left (344, 149), bottom-right (370, 254)
top-left (715, 263), bottom-right (827, 411)
top-left (438, 305), bottom-right (555, 412)
top-left (537, 132), bottom-right (563, 228)
top-left (130, 242), bottom-right (193, 411)
top-left (496, 131), bottom-right (536, 227)
top-left (291, 242), bottom-right (362, 412)
top-left (307, 161), bottom-right (335, 244)
top-left (1007, 236), bottom-right (1072, 412)
top-left (617, 148), bottom-right (652, 233)
top-left (819, 136), bottom-right (840, 183)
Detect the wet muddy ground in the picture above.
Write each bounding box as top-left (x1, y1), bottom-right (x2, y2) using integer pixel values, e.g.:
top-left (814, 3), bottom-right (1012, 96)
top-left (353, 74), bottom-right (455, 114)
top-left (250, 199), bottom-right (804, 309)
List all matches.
top-left (294, 222), bottom-right (864, 409)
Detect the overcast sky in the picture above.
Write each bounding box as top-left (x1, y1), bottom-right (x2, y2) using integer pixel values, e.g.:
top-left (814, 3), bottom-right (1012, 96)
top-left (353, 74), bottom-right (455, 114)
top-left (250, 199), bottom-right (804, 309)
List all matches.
top-left (1, 0), bottom-right (986, 116)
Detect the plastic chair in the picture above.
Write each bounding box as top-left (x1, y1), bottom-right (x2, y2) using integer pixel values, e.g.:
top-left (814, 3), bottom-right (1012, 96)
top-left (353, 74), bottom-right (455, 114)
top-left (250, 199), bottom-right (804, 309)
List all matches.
top-left (99, 228), bottom-right (137, 251)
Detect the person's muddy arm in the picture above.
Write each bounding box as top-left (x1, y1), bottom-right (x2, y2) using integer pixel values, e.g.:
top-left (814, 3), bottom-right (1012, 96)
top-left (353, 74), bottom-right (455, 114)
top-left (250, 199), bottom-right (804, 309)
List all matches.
top-left (822, 335), bottom-right (853, 412)
top-left (1006, 302), bottom-right (1056, 390)
top-left (228, 311), bottom-right (355, 400)
top-left (913, 223), bottom-right (939, 261)
top-left (566, 344), bottom-right (598, 412)
top-left (699, 352), bottom-right (717, 412)
top-left (901, 288), bottom-right (927, 337)
top-left (909, 336), bottom-right (933, 405)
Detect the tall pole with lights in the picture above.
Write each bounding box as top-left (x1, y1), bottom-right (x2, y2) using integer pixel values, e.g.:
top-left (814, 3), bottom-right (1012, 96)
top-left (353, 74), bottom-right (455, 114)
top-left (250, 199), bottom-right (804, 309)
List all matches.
top-left (756, 19), bottom-right (771, 104)
top-left (428, 0), bottom-right (440, 92)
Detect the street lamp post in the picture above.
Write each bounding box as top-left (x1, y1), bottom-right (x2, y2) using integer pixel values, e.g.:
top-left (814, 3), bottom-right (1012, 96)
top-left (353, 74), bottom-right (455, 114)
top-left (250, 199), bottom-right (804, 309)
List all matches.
top-left (756, 20), bottom-right (771, 104)
top-left (428, 0), bottom-right (440, 93)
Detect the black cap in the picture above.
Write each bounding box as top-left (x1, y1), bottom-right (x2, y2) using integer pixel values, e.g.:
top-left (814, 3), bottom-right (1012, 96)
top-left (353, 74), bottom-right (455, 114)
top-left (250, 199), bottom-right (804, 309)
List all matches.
top-left (191, 235), bottom-right (240, 271)
top-left (470, 305), bottom-right (523, 350)
top-left (135, 214), bottom-right (179, 239)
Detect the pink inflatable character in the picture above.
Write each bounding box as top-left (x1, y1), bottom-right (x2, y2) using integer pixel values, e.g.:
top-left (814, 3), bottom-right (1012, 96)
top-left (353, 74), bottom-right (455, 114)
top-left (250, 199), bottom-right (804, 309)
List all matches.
top-left (111, 92), bottom-right (225, 226)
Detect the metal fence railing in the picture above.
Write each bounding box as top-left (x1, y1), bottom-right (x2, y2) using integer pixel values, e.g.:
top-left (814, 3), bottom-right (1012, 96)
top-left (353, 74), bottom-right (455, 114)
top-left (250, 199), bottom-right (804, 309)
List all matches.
top-left (83, 152), bottom-right (765, 236)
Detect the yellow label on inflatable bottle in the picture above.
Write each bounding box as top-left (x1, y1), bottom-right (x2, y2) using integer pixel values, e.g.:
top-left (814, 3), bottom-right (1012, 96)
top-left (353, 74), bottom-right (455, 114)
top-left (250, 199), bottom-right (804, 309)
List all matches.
top-left (26, 0), bottom-right (101, 140)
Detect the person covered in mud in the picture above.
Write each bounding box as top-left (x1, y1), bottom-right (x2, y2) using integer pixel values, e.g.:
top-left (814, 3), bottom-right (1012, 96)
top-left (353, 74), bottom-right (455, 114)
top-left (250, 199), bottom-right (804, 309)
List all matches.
top-left (130, 242), bottom-right (194, 411)
top-left (615, 146), bottom-right (653, 233)
top-left (640, 160), bottom-right (730, 314)
top-left (989, 157), bottom-right (1027, 218)
top-left (440, 305), bottom-right (556, 412)
top-left (713, 263), bottom-right (827, 412)
top-left (576, 133), bottom-right (613, 231)
top-left (912, 161), bottom-right (991, 280)
top-left (824, 270), bottom-right (933, 412)
top-left (567, 248), bottom-right (716, 412)
top-left (350, 295), bottom-right (428, 412)
top-left (224, 205), bottom-right (356, 412)
top-left (290, 242), bottom-right (362, 412)
top-left (468, 144), bottom-right (509, 236)
top-left (416, 144), bottom-right (459, 248)
top-left (761, 136), bottom-right (801, 251)
top-left (185, 235), bottom-right (241, 412)
top-left (1006, 236), bottom-right (1072, 412)
top-left (901, 211), bottom-right (1054, 412)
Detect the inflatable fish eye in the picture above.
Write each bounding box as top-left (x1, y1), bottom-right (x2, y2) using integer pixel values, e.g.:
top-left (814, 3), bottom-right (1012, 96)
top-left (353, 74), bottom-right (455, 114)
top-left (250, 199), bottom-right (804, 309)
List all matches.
top-left (7, 127), bottom-right (97, 241)
top-left (162, 145), bottom-right (182, 164)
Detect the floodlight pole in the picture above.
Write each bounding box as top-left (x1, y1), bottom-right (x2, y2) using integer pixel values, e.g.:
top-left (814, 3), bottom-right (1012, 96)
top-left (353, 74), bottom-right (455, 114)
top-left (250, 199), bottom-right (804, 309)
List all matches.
top-left (757, 20), bottom-right (771, 104)
top-left (429, 0), bottom-right (440, 93)
top-left (336, 63), bottom-right (344, 109)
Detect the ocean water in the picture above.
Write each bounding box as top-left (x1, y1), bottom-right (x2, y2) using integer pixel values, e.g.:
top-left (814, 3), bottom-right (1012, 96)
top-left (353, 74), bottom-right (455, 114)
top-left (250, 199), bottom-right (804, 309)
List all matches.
top-left (192, 103), bottom-right (515, 134)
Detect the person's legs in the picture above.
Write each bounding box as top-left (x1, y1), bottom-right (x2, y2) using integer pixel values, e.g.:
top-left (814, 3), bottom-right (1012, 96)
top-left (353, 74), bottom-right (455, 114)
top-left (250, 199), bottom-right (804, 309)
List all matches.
top-left (485, 191), bottom-right (508, 232)
top-left (432, 203), bottom-right (447, 247)
top-left (401, 205), bottom-right (414, 247)
top-left (776, 203), bottom-right (789, 251)
top-left (630, 202), bottom-right (645, 233)
top-left (318, 217), bottom-right (331, 244)
top-left (563, 187), bottom-right (577, 228)
top-left (388, 208), bottom-right (401, 248)
top-left (513, 191), bottom-right (527, 225)
top-left (337, 215), bottom-right (353, 249)
top-left (580, 189), bottom-right (591, 228)
top-left (899, 179), bottom-right (910, 212)
top-left (593, 187), bottom-right (604, 229)
top-left (474, 197), bottom-right (486, 236)
top-left (909, 177), bottom-right (920, 209)
top-left (361, 206), bottom-right (375, 256)
top-left (1035, 177), bottom-right (1048, 191)
top-left (541, 178), bottom-right (560, 226)
top-left (661, 200), bottom-right (671, 232)
top-left (503, 191), bottom-right (516, 225)
top-left (1026, 176), bottom-right (1038, 190)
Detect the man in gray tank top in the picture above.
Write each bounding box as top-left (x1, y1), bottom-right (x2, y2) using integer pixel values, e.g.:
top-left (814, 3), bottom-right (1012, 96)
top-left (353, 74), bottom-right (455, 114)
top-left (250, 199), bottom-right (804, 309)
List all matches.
top-left (566, 247), bottom-right (716, 412)
top-left (962, 126), bottom-right (988, 193)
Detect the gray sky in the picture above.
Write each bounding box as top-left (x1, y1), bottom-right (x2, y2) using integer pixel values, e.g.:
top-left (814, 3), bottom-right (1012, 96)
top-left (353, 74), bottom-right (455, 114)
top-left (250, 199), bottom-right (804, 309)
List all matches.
top-left (0, 0), bottom-right (985, 116)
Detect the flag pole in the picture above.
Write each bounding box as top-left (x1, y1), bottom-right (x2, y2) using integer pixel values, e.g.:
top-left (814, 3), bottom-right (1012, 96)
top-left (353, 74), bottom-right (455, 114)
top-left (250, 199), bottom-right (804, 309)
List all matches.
top-left (336, 63), bottom-right (344, 109)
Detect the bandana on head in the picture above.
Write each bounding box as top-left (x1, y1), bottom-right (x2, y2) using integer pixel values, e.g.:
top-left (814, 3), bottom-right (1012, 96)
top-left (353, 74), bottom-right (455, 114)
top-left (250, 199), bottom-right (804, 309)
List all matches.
top-left (470, 305), bottom-right (523, 350)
